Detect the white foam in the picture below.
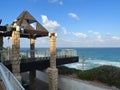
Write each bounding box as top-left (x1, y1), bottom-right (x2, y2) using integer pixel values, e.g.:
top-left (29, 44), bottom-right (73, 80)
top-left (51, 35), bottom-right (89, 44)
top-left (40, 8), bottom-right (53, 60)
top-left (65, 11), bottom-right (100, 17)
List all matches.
top-left (91, 60), bottom-right (120, 67)
top-left (65, 59), bottom-right (120, 70)
top-left (65, 63), bottom-right (83, 69)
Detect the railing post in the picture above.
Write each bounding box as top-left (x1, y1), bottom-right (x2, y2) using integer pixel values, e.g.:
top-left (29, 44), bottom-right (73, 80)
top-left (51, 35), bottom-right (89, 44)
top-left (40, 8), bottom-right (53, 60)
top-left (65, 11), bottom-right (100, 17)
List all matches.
top-left (48, 32), bottom-right (58, 90)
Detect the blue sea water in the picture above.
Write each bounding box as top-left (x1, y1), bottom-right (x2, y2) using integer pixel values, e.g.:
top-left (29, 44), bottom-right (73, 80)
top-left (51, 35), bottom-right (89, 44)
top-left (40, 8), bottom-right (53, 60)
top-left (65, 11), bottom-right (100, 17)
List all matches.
top-left (21, 48), bottom-right (120, 70)
top-left (65, 48), bottom-right (120, 70)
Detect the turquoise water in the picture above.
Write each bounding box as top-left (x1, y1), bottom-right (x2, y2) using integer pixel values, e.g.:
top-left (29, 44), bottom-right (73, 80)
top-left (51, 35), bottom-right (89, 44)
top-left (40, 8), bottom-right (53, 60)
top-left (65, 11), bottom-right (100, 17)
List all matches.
top-left (21, 48), bottom-right (120, 70)
top-left (65, 48), bottom-right (120, 70)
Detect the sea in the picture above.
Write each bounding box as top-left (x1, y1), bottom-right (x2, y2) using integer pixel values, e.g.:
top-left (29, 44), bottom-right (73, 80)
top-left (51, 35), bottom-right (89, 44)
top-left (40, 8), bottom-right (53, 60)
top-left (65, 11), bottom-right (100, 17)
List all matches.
top-left (21, 48), bottom-right (120, 70)
top-left (65, 48), bottom-right (120, 70)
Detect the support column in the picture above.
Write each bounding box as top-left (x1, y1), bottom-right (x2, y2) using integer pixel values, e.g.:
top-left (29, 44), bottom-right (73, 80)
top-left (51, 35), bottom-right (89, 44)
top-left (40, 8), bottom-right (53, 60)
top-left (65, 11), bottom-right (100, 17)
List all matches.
top-left (29, 38), bottom-right (36, 90)
top-left (0, 36), bottom-right (3, 62)
top-left (12, 29), bottom-right (21, 82)
top-left (48, 33), bottom-right (58, 90)
top-left (0, 36), bottom-right (3, 50)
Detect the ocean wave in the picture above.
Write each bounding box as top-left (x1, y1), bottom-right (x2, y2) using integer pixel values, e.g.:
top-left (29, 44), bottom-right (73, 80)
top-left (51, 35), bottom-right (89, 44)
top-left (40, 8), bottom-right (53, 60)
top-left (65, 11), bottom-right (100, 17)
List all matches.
top-left (90, 60), bottom-right (120, 67)
top-left (65, 59), bottom-right (120, 70)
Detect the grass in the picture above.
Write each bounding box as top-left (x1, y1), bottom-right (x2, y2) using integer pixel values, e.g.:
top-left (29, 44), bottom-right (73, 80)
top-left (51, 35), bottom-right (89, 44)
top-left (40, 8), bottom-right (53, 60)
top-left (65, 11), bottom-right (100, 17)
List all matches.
top-left (57, 65), bottom-right (120, 89)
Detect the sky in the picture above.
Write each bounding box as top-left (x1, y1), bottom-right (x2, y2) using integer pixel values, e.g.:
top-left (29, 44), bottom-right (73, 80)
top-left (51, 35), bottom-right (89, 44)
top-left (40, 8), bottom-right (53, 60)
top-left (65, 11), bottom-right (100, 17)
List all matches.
top-left (0, 0), bottom-right (120, 48)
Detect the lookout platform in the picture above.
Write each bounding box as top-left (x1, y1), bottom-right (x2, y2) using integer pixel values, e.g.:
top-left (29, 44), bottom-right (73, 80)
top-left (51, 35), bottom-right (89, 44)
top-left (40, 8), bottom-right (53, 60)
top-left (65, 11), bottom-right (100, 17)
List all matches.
top-left (1, 49), bottom-right (79, 72)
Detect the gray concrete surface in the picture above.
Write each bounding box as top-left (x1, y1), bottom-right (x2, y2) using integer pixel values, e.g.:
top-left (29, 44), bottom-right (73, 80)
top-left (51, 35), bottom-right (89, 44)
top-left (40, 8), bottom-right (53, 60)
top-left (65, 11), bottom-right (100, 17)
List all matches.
top-left (36, 70), bottom-right (119, 90)
top-left (21, 72), bottom-right (48, 90)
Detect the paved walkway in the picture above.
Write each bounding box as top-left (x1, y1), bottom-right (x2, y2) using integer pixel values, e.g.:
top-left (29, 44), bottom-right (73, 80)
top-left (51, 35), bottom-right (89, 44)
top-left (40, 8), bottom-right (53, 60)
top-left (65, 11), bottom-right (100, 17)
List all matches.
top-left (36, 71), bottom-right (120, 90)
top-left (21, 72), bottom-right (48, 90)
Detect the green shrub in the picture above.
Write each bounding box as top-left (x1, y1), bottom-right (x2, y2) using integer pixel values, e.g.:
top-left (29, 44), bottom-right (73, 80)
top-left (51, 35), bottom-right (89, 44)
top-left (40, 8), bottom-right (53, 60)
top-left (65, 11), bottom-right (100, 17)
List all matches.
top-left (58, 66), bottom-right (79, 75)
top-left (58, 65), bottom-right (120, 89)
top-left (77, 69), bottom-right (97, 81)
top-left (21, 55), bottom-right (28, 59)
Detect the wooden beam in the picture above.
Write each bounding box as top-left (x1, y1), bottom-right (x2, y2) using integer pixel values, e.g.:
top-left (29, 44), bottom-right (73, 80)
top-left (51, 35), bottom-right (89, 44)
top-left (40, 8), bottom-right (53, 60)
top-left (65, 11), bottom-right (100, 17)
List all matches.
top-left (0, 26), bottom-right (6, 31)
top-left (0, 19), bottom-right (2, 24)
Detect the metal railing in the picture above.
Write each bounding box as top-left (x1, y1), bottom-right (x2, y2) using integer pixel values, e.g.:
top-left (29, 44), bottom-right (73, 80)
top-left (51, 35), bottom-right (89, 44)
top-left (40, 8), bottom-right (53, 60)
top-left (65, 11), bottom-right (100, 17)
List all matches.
top-left (0, 63), bottom-right (25, 90)
top-left (0, 49), bottom-right (77, 61)
top-left (20, 49), bottom-right (77, 59)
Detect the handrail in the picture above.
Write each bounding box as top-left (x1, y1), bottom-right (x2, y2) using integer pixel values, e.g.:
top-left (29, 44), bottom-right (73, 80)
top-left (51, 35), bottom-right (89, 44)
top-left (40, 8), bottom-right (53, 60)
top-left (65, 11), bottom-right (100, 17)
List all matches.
top-left (0, 63), bottom-right (25, 90)
top-left (20, 49), bottom-right (78, 58)
top-left (0, 49), bottom-right (78, 61)
top-left (0, 64), bottom-right (13, 90)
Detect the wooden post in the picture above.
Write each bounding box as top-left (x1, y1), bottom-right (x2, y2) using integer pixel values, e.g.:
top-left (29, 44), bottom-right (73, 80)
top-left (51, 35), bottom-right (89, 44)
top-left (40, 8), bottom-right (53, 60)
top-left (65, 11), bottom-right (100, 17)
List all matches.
top-left (0, 36), bottom-right (3, 62)
top-left (29, 38), bottom-right (36, 90)
top-left (48, 33), bottom-right (58, 90)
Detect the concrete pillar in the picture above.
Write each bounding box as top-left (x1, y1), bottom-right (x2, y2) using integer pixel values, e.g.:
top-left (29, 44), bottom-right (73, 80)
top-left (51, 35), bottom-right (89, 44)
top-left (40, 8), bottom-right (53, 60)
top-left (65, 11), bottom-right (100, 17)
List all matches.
top-left (48, 33), bottom-right (58, 90)
top-left (29, 38), bottom-right (36, 90)
top-left (0, 36), bottom-right (3, 62)
top-left (12, 30), bottom-right (21, 82)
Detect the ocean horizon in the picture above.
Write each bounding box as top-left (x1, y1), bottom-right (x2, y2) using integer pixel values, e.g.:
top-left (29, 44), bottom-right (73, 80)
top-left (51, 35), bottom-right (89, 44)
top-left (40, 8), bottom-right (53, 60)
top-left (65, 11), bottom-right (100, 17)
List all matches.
top-left (21, 47), bottom-right (120, 70)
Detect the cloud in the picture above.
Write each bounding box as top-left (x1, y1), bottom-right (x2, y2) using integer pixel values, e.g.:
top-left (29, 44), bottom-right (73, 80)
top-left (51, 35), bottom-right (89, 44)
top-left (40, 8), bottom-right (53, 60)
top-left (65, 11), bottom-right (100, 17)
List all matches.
top-left (88, 30), bottom-right (100, 35)
top-left (41, 15), bottom-right (60, 32)
top-left (59, 1), bottom-right (63, 5)
top-left (41, 15), bottom-right (70, 35)
top-left (49, 0), bottom-right (58, 3)
top-left (35, 37), bottom-right (49, 47)
top-left (68, 13), bottom-right (79, 20)
top-left (73, 32), bottom-right (87, 39)
top-left (61, 27), bottom-right (68, 35)
top-left (48, 0), bottom-right (63, 5)
top-left (88, 30), bottom-right (103, 42)
top-left (112, 36), bottom-right (120, 40)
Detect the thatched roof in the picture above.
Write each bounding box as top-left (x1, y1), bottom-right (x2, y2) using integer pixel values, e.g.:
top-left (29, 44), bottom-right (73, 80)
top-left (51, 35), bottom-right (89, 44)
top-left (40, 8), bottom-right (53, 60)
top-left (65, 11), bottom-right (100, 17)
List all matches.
top-left (0, 10), bottom-right (49, 38)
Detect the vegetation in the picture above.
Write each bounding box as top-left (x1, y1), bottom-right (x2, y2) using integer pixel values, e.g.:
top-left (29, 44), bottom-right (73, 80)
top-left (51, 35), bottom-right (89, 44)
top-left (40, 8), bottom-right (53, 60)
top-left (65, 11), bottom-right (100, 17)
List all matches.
top-left (58, 66), bottom-right (80, 75)
top-left (21, 55), bottom-right (28, 59)
top-left (57, 65), bottom-right (120, 89)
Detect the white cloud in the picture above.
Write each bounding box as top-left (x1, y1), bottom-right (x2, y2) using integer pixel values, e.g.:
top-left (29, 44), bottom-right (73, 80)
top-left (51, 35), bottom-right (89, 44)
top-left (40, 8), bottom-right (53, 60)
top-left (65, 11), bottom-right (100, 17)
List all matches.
top-left (73, 32), bottom-right (87, 38)
top-left (112, 36), bottom-right (120, 40)
top-left (30, 22), bottom-right (37, 29)
top-left (88, 30), bottom-right (100, 35)
top-left (96, 34), bottom-right (103, 42)
top-left (93, 32), bottom-right (100, 36)
top-left (48, 0), bottom-right (63, 5)
top-left (106, 33), bottom-right (111, 35)
top-left (41, 15), bottom-right (70, 35)
top-left (41, 15), bottom-right (60, 32)
top-left (88, 30), bottom-right (103, 42)
top-left (49, 0), bottom-right (58, 3)
top-left (68, 13), bottom-right (79, 20)
top-left (59, 1), bottom-right (63, 5)
top-left (62, 27), bottom-right (68, 35)
top-left (88, 30), bottom-right (93, 33)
